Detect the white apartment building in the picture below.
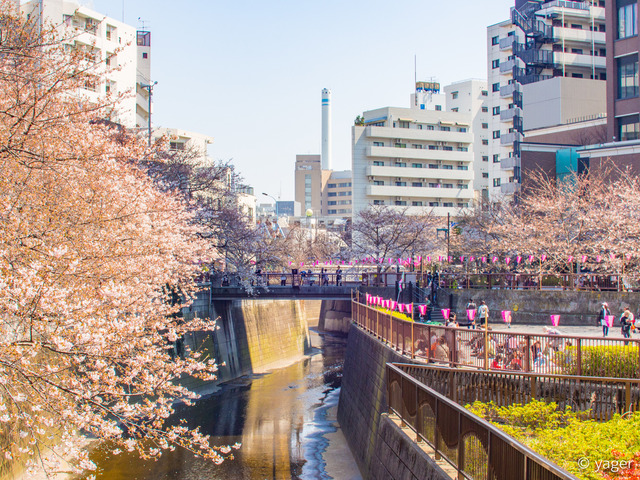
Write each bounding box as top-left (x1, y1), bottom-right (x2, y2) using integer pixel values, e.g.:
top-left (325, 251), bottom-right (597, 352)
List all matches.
top-left (152, 127), bottom-right (214, 163)
top-left (352, 80), bottom-right (487, 217)
top-left (487, 0), bottom-right (606, 200)
top-left (21, 0), bottom-right (151, 129)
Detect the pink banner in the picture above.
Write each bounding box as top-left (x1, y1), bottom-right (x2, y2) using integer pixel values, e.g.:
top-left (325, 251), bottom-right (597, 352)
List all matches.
top-left (605, 315), bottom-right (614, 328)
top-left (528, 255), bottom-right (534, 263)
top-left (419, 304), bottom-right (428, 316)
top-left (541, 254), bottom-right (547, 262)
top-left (438, 256), bottom-right (443, 262)
top-left (610, 254), bottom-right (616, 261)
top-left (505, 257), bottom-right (511, 265)
top-left (366, 293), bottom-right (371, 304)
top-left (390, 301), bottom-right (397, 310)
top-left (460, 256), bottom-right (464, 262)
top-left (467, 309), bottom-right (476, 321)
top-left (448, 256), bottom-right (452, 263)
top-left (406, 304), bottom-right (413, 314)
top-left (482, 256), bottom-right (487, 263)
top-left (596, 255), bottom-right (602, 262)
top-left (550, 314), bottom-right (560, 327)
top-left (470, 256), bottom-right (475, 262)
top-left (492, 256), bottom-right (498, 263)
top-left (626, 254), bottom-right (632, 261)
top-left (581, 255), bottom-right (587, 263)
top-left (567, 255), bottom-right (573, 263)
top-left (501, 311), bottom-right (512, 323)
top-left (426, 256), bottom-right (431, 262)
top-left (516, 256), bottom-right (522, 264)
top-left (399, 304), bottom-right (405, 313)
top-left (441, 309), bottom-right (450, 320)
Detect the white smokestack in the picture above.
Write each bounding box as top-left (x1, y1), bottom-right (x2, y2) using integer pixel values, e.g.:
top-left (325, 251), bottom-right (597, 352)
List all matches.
top-left (321, 88), bottom-right (332, 170)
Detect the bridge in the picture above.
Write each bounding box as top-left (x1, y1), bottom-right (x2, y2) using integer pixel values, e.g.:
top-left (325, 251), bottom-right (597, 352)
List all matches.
top-left (209, 284), bottom-right (355, 300)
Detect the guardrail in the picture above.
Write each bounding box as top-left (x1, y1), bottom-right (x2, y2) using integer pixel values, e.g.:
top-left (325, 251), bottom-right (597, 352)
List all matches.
top-left (394, 363), bottom-right (640, 421)
top-left (352, 294), bottom-right (640, 379)
top-left (386, 363), bottom-right (578, 479)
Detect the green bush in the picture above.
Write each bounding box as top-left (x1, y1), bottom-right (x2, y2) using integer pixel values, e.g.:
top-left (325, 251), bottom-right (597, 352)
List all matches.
top-left (555, 345), bottom-right (639, 378)
top-left (467, 400), bottom-right (640, 480)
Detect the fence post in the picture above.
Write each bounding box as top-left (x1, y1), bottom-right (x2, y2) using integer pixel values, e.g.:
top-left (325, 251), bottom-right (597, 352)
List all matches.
top-left (577, 338), bottom-right (582, 376)
top-left (524, 336), bottom-right (531, 372)
top-left (411, 322), bottom-right (415, 360)
top-left (427, 326), bottom-right (432, 361)
top-left (626, 382), bottom-right (632, 413)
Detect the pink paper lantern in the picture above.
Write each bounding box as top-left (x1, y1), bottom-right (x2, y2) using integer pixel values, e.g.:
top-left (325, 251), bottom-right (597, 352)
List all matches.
top-left (366, 293), bottom-right (371, 304)
top-left (501, 311), bottom-right (512, 323)
top-left (419, 304), bottom-right (428, 316)
top-left (610, 254), bottom-right (616, 261)
top-left (605, 315), bottom-right (615, 328)
top-left (439, 256), bottom-right (443, 262)
top-left (541, 254), bottom-right (547, 262)
top-left (550, 314), bottom-right (560, 327)
top-left (289, 261), bottom-right (293, 266)
top-left (406, 304), bottom-right (413, 314)
top-left (492, 256), bottom-right (498, 263)
top-left (390, 301), bottom-right (397, 310)
top-left (516, 256), bottom-right (522, 264)
top-left (505, 257), bottom-right (511, 265)
top-left (426, 256), bottom-right (431, 262)
top-left (467, 309), bottom-right (476, 321)
top-left (448, 256), bottom-right (452, 263)
top-left (528, 255), bottom-right (534, 263)
top-left (482, 256), bottom-right (487, 263)
top-left (441, 308), bottom-right (450, 320)
top-left (470, 256), bottom-right (476, 262)
top-left (626, 254), bottom-right (632, 261)
top-left (460, 255), bottom-right (465, 262)
top-left (567, 255), bottom-right (573, 263)
top-left (399, 304), bottom-right (405, 313)
top-left (596, 255), bottom-right (602, 262)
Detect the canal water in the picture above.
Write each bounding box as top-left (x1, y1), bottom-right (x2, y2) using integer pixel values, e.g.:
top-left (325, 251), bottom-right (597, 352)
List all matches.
top-left (81, 329), bottom-right (361, 480)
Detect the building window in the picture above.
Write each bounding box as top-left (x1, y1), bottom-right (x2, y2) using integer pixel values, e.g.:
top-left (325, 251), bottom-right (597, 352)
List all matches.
top-left (338, 191), bottom-right (351, 196)
top-left (442, 202), bottom-right (454, 207)
top-left (328, 210), bottom-right (337, 214)
top-left (395, 162), bottom-right (407, 167)
top-left (395, 181), bottom-right (407, 186)
top-left (373, 141), bottom-right (384, 146)
top-left (428, 164), bottom-right (438, 169)
top-left (457, 165), bottom-right (469, 170)
top-left (493, 106), bottom-right (501, 115)
top-left (451, 107), bottom-right (459, 112)
top-left (412, 201), bottom-right (423, 206)
top-left (412, 182), bottom-right (423, 187)
top-left (428, 145), bottom-right (438, 150)
top-left (443, 183), bottom-right (454, 189)
top-left (373, 161), bottom-right (384, 166)
top-left (142, 52), bottom-right (148, 59)
top-left (442, 165), bottom-right (453, 170)
top-left (427, 125), bottom-right (435, 130)
top-left (618, 0), bottom-right (638, 38)
top-left (373, 200), bottom-right (384, 205)
top-left (452, 91), bottom-right (459, 99)
top-left (412, 163), bottom-right (422, 168)
top-left (328, 183), bottom-right (336, 188)
top-left (491, 35), bottom-right (499, 45)
top-left (429, 183), bottom-right (440, 188)
top-left (618, 54), bottom-right (639, 99)
top-left (328, 192), bottom-right (337, 197)
top-left (482, 172), bottom-right (489, 178)
top-left (492, 82), bottom-right (500, 92)
top-left (395, 142), bottom-right (407, 148)
top-left (493, 178), bottom-right (501, 187)
top-left (373, 180), bottom-right (384, 186)
top-left (443, 146), bottom-right (453, 151)
top-left (493, 154), bottom-right (500, 163)
top-left (440, 126), bottom-right (451, 132)
top-left (493, 130), bottom-right (501, 139)
top-left (618, 114), bottom-right (640, 140)
top-left (492, 59), bottom-right (500, 69)
top-left (457, 147), bottom-right (468, 152)
top-left (435, 105), bottom-right (442, 111)
top-left (429, 202), bottom-right (439, 207)
top-left (571, 48), bottom-right (584, 54)
top-left (339, 182), bottom-right (351, 187)
top-left (482, 155), bottom-right (488, 162)
top-left (399, 120), bottom-right (410, 128)
top-left (481, 122), bottom-right (488, 129)
top-left (458, 127), bottom-right (467, 132)
top-left (481, 90), bottom-right (488, 96)
top-left (482, 106), bottom-right (488, 112)
top-left (395, 201), bottom-right (407, 206)
top-left (413, 144), bottom-right (423, 149)
top-left (482, 139), bottom-right (489, 145)
top-left (328, 201), bottom-right (337, 206)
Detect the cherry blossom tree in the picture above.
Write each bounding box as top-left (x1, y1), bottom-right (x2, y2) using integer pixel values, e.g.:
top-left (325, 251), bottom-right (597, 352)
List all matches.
top-left (0, 4), bottom-right (238, 477)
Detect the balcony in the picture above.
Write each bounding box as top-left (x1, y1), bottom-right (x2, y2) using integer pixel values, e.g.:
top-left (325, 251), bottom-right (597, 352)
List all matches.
top-left (500, 132), bottom-right (523, 145)
top-left (365, 165), bottom-right (473, 181)
top-left (365, 145), bottom-right (472, 163)
top-left (500, 157), bottom-right (519, 170)
top-left (365, 184), bottom-right (474, 200)
top-left (500, 84), bottom-right (518, 97)
top-left (499, 37), bottom-right (516, 51)
top-left (554, 52), bottom-right (606, 69)
top-left (554, 27), bottom-right (605, 45)
top-left (500, 107), bottom-right (521, 121)
top-left (366, 126), bottom-right (473, 144)
top-left (499, 58), bottom-right (518, 73)
top-left (501, 182), bottom-right (521, 195)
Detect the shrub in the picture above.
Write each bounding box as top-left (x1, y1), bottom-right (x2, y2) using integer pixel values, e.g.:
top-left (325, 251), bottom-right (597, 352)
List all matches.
top-left (555, 345), bottom-right (639, 378)
top-left (373, 306), bottom-right (413, 322)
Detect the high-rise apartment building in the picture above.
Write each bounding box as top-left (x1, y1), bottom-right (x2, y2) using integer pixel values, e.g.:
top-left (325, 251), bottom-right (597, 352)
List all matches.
top-left (21, 0), bottom-right (151, 129)
top-left (352, 79), bottom-right (487, 217)
top-left (487, 0), bottom-right (606, 199)
top-left (294, 155), bottom-right (352, 218)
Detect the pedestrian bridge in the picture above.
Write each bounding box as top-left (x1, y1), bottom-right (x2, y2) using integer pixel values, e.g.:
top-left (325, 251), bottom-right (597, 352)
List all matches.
top-left (209, 284), bottom-right (355, 300)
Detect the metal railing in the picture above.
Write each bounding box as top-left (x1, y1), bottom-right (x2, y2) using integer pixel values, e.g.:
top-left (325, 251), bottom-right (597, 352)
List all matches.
top-left (395, 363), bottom-right (640, 421)
top-left (387, 363), bottom-right (578, 479)
top-left (438, 272), bottom-right (628, 292)
top-left (352, 293), bottom-right (640, 379)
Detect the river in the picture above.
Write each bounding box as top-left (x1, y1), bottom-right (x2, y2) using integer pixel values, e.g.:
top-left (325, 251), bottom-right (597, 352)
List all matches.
top-left (80, 329), bottom-right (361, 480)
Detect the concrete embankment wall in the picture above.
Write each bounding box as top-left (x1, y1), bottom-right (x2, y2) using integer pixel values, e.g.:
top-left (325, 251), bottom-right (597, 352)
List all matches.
top-left (444, 288), bottom-right (640, 326)
top-left (182, 292), bottom-right (313, 386)
top-left (338, 325), bottom-right (450, 480)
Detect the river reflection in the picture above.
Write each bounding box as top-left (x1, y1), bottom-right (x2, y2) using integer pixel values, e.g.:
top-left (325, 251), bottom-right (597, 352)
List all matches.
top-left (83, 330), bottom-right (356, 480)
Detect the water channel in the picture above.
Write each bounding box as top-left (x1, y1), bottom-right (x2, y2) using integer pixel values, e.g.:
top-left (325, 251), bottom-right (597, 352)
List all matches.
top-left (81, 329), bottom-right (361, 480)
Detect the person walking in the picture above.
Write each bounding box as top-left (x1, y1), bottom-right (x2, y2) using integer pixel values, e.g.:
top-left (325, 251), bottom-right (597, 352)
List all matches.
top-left (620, 306), bottom-right (634, 343)
top-left (336, 267), bottom-right (343, 286)
top-left (465, 298), bottom-right (477, 329)
top-left (477, 300), bottom-right (489, 329)
top-left (598, 302), bottom-right (612, 337)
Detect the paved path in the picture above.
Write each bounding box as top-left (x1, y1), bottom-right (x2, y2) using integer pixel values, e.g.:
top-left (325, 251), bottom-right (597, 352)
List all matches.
top-left (490, 323), bottom-right (633, 339)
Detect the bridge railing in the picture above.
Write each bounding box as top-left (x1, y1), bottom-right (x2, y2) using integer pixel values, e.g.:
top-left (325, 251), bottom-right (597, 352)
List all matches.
top-left (351, 294), bottom-right (640, 379)
top-left (387, 363), bottom-right (578, 479)
top-left (393, 363), bottom-right (640, 422)
top-left (210, 271), bottom-right (406, 288)
top-left (437, 272), bottom-right (628, 292)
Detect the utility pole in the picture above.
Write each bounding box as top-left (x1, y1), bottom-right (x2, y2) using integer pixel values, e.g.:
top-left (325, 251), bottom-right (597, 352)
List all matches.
top-left (140, 81), bottom-right (157, 147)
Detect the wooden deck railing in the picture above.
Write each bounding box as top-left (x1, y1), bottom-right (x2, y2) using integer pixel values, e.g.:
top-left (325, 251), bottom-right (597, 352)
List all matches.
top-left (352, 293), bottom-right (640, 379)
top-left (387, 363), bottom-right (578, 479)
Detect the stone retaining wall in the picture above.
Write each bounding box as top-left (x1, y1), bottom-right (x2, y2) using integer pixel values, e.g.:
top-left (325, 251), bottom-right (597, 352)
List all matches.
top-left (338, 325), bottom-right (451, 480)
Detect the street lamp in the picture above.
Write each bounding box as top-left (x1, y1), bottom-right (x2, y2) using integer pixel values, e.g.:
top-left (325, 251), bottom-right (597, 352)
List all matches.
top-left (140, 81), bottom-right (157, 147)
top-left (261, 192), bottom-right (278, 218)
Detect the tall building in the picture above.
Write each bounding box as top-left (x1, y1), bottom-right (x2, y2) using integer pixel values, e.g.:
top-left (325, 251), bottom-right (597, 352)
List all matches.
top-left (487, 0), bottom-right (606, 199)
top-left (351, 80), bottom-right (487, 217)
top-left (294, 155), bottom-right (352, 218)
top-left (21, 0), bottom-right (152, 129)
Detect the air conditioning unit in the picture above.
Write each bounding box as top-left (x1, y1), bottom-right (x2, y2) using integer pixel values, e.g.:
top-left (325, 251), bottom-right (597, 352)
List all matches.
top-left (396, 177), bottom-right (402, 181)
top-left (396, 197), bottom-right (402, 201)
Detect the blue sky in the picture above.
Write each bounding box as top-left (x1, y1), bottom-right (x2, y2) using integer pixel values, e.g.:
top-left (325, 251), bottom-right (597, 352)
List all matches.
top-left (90, 0), bottom-right (513, 202)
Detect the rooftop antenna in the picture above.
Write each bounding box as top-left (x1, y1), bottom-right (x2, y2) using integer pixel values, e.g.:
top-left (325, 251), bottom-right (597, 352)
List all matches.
top-left (138, 17), bottom-right (148, 31)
